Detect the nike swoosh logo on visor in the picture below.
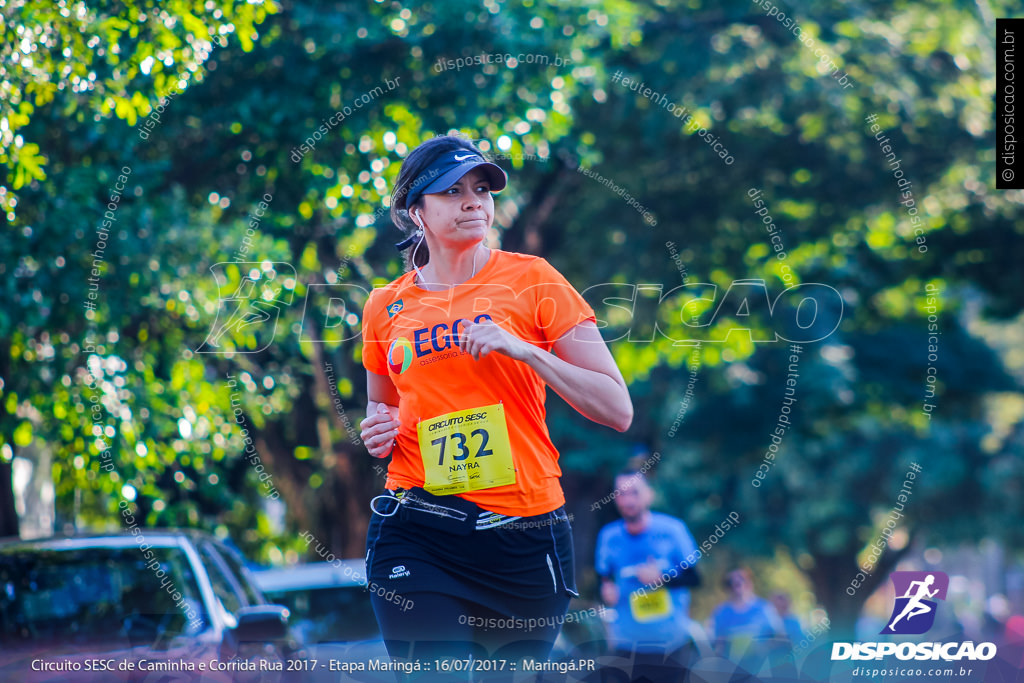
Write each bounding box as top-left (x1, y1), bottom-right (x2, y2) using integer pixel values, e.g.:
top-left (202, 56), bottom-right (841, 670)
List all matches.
top-left (453, 153), bottom-right (476, 161)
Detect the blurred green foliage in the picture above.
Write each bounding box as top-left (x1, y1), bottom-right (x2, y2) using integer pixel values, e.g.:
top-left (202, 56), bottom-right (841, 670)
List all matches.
top-left (2, 0), bottom-right (1022, 636)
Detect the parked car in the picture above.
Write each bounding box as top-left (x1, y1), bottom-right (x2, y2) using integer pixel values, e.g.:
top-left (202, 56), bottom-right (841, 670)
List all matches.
top-left (0, 530), bottom-right (305, 682)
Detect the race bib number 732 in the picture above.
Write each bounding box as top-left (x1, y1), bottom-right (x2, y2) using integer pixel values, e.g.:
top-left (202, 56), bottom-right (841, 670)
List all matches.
top-left (417, 404), bottom-right (515, 495)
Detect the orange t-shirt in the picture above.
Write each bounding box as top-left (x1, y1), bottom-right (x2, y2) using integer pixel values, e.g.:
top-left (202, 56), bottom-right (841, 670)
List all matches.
top-left (361, 249), bottom-right (596, 517)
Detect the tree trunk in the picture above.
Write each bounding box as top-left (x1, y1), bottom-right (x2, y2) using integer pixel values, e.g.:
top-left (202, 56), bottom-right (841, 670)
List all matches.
top-left (0, 459), bottom-right (18, 539)
top-left (809, 543), bottom-right (913, 641)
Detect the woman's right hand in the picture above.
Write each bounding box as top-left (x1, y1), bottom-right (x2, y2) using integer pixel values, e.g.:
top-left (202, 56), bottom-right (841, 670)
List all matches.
top-left (360, 403), bottom-right (400, 458)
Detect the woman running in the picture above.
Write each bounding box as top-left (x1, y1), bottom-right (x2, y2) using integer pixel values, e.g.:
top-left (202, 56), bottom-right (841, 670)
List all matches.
top-left (359, 132), bottom-right (632, 674)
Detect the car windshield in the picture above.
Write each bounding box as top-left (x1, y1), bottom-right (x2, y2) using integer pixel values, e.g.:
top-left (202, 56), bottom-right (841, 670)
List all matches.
top-left (0, 545), bottom-right (211, 647)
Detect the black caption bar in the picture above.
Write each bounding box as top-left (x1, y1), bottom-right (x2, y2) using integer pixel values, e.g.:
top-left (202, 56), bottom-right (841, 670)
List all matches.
top-left (997, 19), bottom-right (1024, 189)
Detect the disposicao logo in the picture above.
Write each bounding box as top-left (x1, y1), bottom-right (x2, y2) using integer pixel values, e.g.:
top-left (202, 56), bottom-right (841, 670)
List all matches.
top-left (881, 571), bottom-right (948, 635)
top-left (387, 337), bottom-right (414, 374)
top-left (832, 569), bottom-right (997, 664)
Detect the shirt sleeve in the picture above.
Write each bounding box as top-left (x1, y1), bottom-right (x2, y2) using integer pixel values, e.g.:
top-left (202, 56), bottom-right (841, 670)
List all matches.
top-left (361, 289), bottom-right (388, 375)
top-left (711, 605), bottom-right (725, 639)
top-left (659, 520), bottom-right (701, 589)
top-left (528, 257), bottom-right (597, 345)
top-left (674, 520), bottom-right (698, 562)
top-left (594, 526), bottom-right (614, 579)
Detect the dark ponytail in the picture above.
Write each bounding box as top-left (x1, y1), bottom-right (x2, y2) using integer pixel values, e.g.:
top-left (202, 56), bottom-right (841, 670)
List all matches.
top-left (390, 133), bottom-right (486, 272)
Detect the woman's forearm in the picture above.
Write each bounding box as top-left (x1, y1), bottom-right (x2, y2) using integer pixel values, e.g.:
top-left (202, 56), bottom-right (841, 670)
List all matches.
top-left (522, 345), bottom-right (633, 432)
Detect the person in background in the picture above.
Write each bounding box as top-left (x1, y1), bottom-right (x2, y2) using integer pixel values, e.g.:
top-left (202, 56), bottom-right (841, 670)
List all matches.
top-left (771, 592), bottom-right (805, 645)
top-left (711, 567), bottom-right (786, 675)
top-left (594, 463), bottom-right (701, 682)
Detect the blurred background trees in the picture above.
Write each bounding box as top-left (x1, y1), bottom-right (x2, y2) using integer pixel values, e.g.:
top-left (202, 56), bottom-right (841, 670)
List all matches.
top-left (3, 0), bottom-right (1022, 639)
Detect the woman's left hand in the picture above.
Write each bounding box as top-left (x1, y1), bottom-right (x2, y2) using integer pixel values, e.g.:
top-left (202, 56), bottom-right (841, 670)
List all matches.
top-left (457, 319), bottom-right (534, 362)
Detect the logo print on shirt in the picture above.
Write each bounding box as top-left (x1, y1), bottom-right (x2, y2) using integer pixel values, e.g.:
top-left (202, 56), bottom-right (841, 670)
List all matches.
top-left (387, 299), bottom-right (404, 317)
top-left (389, 564), bottom-right (411, 579)
top-left (387, 337), bottom-right (414, 374)
top-left (881, 571), bottom-right (949, 635)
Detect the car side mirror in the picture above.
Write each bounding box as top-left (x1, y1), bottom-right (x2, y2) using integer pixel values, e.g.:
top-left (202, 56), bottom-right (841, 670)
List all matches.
top-left (230, 604), bottom-right (291, 642)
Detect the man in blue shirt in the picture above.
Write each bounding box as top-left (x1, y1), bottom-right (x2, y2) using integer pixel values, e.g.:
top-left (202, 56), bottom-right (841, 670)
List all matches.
top-left (595, 466), bottom-right (701, 682)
